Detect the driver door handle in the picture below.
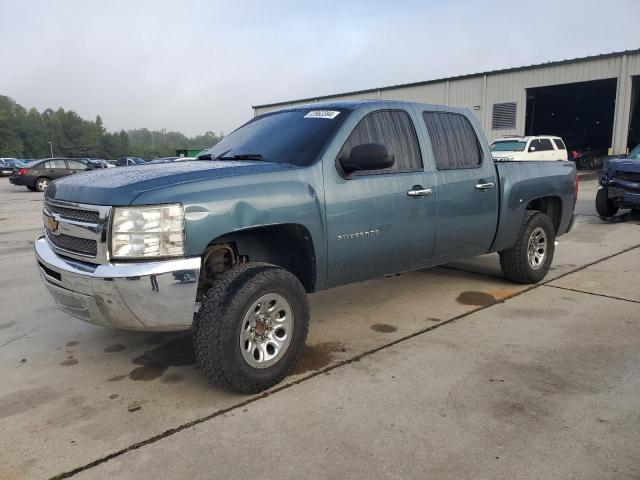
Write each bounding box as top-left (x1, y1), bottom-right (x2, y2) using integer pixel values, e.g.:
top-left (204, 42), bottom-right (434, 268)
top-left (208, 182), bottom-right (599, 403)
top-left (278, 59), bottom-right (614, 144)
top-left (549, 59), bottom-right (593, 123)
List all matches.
top-left (475, 182), bottom-right (495, 190)
top-left (407, 186), bottom-right (433, 197)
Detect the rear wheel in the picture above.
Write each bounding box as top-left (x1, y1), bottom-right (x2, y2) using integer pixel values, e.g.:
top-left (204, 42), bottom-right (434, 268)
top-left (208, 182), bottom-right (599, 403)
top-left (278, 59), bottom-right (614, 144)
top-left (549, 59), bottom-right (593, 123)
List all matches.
top-left (499, 210), bottom-right (555, 284)
top-left (595, 188), bottom-right (618, 217)
top-left (35, 177), bottom-right (50, 192)
top-left (194, 263), bottom-right (309, 393)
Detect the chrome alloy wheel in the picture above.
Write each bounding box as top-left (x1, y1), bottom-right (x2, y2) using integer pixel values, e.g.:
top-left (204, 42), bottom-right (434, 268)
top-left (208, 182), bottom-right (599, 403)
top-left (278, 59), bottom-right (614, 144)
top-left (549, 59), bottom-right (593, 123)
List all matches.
top-left (37, 178), bottom-right (49, 191)
top-left (527, 227), bottom-right (547, 270)
top-left (240, 293), bottom-right (294, 369)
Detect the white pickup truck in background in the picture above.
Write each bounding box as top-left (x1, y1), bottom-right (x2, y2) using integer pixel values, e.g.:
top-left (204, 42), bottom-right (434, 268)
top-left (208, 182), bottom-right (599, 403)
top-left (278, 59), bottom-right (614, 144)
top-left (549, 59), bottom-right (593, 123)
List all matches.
top-left (490, 135), bottom-right (569, 161)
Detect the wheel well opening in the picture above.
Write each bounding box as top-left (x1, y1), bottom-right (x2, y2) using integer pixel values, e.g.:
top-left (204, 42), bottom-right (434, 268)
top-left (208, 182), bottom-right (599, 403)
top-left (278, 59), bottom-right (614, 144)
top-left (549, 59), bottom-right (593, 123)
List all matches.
top-left (197, 224), bottom-right (316, 300)
top-left (525, 197), bottom-right (562, 232)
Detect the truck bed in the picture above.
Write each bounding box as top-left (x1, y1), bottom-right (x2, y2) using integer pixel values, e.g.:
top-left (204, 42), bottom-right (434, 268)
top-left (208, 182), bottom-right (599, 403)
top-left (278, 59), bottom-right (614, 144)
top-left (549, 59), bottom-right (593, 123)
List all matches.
top-left (491, 160), bottom-right (577, 252)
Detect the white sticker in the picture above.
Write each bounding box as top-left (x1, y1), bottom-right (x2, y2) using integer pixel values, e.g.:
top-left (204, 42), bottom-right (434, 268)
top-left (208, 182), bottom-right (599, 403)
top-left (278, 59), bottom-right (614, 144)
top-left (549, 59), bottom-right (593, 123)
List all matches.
top-left (304, 110), bottom-right (340, 119)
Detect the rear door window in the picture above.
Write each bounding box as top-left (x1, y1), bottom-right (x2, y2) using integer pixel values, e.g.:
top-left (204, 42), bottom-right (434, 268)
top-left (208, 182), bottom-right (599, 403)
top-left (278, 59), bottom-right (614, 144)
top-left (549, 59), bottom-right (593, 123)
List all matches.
top-left (422, 112), bottom-right (482, 169)
top-left (537, 139), bottom-right (554, 151)
top-left (339, 110), bottom-right (423, 174)
top-left (553, 138), bottom-right (566, 150)
top-left (66, 160), bottom-right (87, 170)
top-left (45, 160), bottom-right (66, 169)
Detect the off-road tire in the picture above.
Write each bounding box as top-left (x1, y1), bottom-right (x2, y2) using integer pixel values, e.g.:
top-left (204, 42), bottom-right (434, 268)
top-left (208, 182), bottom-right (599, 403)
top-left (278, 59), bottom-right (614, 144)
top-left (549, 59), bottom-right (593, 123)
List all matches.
top-left (194, 262), bottom-right (309, 394)
top-left (35, 177), bottom-right (50, 192)
top-left (27, 186), bottom-right (38, 191)
top-left (595, 188), bottom-right (618, 218)
top-left (499, 210), bottom-right (555, 284)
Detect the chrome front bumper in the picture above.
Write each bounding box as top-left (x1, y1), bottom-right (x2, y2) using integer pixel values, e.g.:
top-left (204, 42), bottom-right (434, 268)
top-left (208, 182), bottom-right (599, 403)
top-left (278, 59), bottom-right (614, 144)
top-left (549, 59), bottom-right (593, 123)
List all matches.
top-left (35, 235), bottom-right (200, 331)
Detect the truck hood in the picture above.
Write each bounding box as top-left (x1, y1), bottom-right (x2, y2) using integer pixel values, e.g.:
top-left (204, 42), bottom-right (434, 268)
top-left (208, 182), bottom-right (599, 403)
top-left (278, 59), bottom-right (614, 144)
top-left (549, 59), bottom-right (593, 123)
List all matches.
top-left (492, 151), bottom-right (523, 159)
top-left (606, 158), bottom-right (640, 174)
top-left (45, 160), bottom-right (298, 205)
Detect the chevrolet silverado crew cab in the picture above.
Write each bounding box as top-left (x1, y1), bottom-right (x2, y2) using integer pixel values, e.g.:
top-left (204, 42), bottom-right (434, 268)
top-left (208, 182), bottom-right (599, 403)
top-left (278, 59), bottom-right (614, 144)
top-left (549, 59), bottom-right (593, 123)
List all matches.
top-left (490, 135), bottom-right (568, 161)
top-left (35, 100), bottom-right (577, 393)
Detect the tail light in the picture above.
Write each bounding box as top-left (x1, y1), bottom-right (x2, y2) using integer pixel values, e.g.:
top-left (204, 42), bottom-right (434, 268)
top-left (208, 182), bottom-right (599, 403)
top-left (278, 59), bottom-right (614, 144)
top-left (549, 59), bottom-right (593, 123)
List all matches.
top-left (17, 168), bottom-right (27, 176)
top-left (573, 174), bottom-right (579, 207)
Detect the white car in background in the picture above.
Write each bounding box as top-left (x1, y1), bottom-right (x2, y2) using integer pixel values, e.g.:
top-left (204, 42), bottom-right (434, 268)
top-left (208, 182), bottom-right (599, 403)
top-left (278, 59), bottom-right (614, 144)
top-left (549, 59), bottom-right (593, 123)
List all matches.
top-left (490, 136), bottom-right (568, 161)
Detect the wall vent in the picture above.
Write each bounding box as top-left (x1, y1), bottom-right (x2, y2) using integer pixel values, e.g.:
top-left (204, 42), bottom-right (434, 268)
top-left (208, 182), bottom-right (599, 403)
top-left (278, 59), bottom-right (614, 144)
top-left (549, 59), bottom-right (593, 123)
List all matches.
top-left (492, 102), bottom-right (517, 129)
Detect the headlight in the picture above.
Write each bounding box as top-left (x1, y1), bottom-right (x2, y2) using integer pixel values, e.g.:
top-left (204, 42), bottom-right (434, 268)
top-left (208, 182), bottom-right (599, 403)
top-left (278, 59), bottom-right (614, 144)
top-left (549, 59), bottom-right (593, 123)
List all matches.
top-left (111, 204), bottom-right (185, 259)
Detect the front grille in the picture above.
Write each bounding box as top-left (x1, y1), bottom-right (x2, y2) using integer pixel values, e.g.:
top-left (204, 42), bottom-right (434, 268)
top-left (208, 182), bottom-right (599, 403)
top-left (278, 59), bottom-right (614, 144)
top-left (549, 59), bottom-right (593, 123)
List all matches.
top-left (614, 172), bottom-right (640, 183)
top-left (46, 229), bottom-right (97, 257)
top-left (46, 204), bottom-right (100, 223)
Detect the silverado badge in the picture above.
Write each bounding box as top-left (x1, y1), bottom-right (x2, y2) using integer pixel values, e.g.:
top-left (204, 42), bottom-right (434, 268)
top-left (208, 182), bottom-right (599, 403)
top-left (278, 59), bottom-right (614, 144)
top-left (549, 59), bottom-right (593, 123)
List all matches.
top-left (336, 229), bottom-right (381, 241)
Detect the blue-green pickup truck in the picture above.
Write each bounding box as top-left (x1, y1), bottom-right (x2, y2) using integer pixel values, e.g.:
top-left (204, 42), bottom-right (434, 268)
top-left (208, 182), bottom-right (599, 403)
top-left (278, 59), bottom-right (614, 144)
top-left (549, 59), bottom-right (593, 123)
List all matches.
top-left (35, 100), bottom-right (577, 392)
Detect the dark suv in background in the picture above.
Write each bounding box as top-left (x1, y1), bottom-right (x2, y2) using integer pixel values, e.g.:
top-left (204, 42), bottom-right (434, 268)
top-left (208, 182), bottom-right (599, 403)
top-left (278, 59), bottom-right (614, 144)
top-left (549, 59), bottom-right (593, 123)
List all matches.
top-left (9, 158), bottom-right (97, 191)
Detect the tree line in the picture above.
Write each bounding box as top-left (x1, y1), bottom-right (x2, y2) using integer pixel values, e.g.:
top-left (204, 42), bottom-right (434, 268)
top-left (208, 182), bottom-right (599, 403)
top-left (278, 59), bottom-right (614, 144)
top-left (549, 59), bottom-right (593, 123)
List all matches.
top-left (0, 95), bottom-right (222, 159)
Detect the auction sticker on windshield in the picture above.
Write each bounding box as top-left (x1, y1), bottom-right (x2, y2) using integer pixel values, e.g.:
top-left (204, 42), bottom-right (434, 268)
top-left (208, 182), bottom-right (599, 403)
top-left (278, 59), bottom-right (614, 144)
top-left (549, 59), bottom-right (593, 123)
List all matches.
top-left (304, 110), bottom-right (341, 119)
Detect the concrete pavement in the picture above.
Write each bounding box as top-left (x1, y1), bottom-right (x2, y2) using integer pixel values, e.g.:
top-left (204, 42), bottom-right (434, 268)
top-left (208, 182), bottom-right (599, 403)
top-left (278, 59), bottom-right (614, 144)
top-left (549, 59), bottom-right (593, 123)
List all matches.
top-left (0, 176), bottom-right (639, 479)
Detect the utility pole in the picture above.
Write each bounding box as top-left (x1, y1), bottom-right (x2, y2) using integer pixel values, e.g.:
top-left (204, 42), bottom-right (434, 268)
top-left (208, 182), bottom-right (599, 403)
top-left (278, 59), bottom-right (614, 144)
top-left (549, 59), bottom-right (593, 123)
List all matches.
top-left (49, 142), bottom-right (54, 158)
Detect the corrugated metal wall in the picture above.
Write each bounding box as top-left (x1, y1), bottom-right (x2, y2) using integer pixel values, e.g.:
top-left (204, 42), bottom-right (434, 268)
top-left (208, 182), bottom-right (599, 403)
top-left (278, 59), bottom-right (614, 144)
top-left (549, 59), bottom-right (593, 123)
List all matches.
top-left (254, 51), bottom-right (640, 154)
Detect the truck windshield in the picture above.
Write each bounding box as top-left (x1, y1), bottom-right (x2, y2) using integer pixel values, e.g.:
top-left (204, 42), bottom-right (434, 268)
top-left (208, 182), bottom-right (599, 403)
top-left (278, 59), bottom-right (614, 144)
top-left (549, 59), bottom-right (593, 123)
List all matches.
top-left (628, 144), bottom-right (640, 160)
top-left (490, 141), bottom-right (526, 152)
top-left (205, 108), bottom-right (350, 166)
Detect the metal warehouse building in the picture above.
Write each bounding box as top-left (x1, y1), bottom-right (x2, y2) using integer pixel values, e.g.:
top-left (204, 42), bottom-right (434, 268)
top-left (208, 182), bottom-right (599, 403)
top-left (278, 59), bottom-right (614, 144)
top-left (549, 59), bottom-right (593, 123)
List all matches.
top-left (254, 49), bottom-right (640, 156)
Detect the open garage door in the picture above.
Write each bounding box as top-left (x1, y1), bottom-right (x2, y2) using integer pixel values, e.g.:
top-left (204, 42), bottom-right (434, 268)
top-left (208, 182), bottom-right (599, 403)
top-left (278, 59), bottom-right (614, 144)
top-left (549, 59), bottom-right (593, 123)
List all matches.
top-left (525, 78), bottom-right (617, 158)
top-left (628, 76), bottom-right (640, 151)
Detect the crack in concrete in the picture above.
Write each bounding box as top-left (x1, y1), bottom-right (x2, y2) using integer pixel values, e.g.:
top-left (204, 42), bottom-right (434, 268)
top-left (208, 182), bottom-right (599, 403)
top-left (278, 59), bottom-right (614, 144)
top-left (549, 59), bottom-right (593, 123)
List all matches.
top-left (544, 284), bottom-right (640, 304)
top-left (50, 242), bottom-right (640, 479)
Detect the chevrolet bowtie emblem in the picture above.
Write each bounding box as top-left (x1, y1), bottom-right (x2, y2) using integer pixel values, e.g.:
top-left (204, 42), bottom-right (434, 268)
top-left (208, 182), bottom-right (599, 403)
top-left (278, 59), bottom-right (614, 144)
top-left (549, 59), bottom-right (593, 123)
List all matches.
top-left (47, 216), bottom-right (59, 233)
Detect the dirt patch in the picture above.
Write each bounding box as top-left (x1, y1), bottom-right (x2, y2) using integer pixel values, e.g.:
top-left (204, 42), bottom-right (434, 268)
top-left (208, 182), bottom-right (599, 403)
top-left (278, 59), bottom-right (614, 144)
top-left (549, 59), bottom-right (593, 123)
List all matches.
top-left (103, 344), bottom-right (126, 353)
top-left (127, 401), bottom-right (145, 413)
top-left (292, 341), bottom-right (346, 375)
top-left (128, 335), bottom-right (195, 381)
top-left (108, 374), bottom-right (128, 382)
top-left (486, 289), bottom-right (516, 301)
top-left (0, 387), bottom-right (60, 420)
top-left (60, 358), bottom-right (79, 366)
top-left (456, 291), bottom-right (499, 307)
top-left (65, 341), bottom-right (79, 347)
top-left (161, 373), bottom-right (185, 384)
top-left (370, 323), bottom-right (398, 333)
top-left (109, 394), bottom-right (119, 400)
top-left (0, 321), bottom-right (16, 330)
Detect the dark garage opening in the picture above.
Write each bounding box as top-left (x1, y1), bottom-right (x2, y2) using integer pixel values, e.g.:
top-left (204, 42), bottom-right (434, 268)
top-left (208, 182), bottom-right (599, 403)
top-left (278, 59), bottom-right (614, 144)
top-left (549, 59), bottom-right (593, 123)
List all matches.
top-left (525, 78), bottom-right (617, 158)
top-left (628, 76), bottom-right (640, 151)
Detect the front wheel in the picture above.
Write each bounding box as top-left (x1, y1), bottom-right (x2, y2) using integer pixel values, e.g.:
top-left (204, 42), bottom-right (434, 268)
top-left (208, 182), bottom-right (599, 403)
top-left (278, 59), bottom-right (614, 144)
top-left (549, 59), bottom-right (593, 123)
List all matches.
top-left (194, 263), bottom-right (309, 393)
top-left (499, 210), bottom-right (555, 284)
top-left (595, 188), bottom-right (618, 218)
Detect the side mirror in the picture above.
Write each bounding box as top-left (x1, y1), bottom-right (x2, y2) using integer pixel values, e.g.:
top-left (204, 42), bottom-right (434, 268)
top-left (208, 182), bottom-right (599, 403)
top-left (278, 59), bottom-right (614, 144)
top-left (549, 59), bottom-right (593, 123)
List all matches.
top-left (339, 143), bottom-right (394, 174)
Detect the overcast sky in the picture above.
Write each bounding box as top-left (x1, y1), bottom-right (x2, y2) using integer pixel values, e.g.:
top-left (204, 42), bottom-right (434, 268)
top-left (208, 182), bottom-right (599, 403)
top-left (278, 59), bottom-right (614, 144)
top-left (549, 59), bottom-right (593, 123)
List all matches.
top-left (1, 0), bottom-right (638, 136)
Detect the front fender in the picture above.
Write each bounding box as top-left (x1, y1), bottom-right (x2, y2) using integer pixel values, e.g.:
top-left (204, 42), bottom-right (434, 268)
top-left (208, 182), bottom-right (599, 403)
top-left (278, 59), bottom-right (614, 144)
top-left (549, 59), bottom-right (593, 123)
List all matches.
top-left (131, 165), bottom-right (327, 288)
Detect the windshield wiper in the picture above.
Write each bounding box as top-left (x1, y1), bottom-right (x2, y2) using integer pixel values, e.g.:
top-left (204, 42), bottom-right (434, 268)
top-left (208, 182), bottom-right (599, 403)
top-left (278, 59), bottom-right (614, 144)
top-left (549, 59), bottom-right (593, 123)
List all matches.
top-left (217, 154), bottom-right (266, 162)
top-left (197, 149), bottom-right (232, 161)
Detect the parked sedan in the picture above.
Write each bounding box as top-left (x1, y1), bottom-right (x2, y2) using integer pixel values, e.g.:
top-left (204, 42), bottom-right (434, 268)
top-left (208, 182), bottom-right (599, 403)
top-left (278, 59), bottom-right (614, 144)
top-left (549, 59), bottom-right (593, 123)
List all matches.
top-left (9, 158), bottom-right (94, 192)
top-left (116, 157), bottom-right (145, 166)
top-left (0, 158), bottom-right (27, 176)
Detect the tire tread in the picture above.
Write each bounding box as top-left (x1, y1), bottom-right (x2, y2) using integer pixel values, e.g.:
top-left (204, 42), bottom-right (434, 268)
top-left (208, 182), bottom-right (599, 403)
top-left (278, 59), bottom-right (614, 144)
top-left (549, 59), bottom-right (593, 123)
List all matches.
top-left (194, 262), bottom-right (309, 393)
top-left (499, 210), bottom-right (555, 284)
